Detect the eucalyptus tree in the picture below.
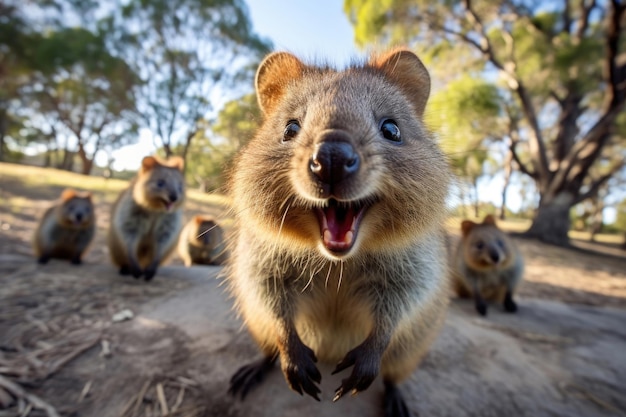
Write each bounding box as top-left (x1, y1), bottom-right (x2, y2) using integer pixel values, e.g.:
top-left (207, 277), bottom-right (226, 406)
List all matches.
top-left (345, 0), bottom-right (626, 245)
top-left (1, 0), bottom-right (140, 172)
top-left (26, 27), bottom-right (139, 174)
top-left (106, 0), bottom-right (271, 161)
top-left (183, 92), bottom-right (261, 191)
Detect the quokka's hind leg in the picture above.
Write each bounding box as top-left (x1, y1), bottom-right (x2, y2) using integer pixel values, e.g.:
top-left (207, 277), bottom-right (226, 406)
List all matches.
top-left (228, 353), bottom-right (278, 400)
top-left (474, 292), bottom-right (488, 316)
top-left (503, 289), bottom-right (518, 313)
top-left (383, 380), bottom-right (411, 417)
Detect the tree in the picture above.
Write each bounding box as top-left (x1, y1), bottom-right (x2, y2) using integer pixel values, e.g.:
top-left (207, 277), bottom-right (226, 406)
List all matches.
top-left (427, 74), bottom-right (503, 218)
top-left (345, 0), bottom-right (626, 246)
top-left (25, 28), bottom-right (139, 175)
top-left (0, 1), bottom-right (37, 162)
top-left (2, 1), bottom-right (140, 172)
top-left (183, 93), bottom-right (261, 192)
top-left (106, 0), bottom-right (271, 162)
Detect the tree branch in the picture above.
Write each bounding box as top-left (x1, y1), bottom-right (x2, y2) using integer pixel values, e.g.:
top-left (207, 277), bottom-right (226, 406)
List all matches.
top-left (462, 0), bottom-right (551, 181)
top-left (574, 160), bottom-right (625, 204)
top-left (563, 0), bottom-right (573, 34)
top-left (547, 1), bottom-right (625, 197)
top-left (576, 0), bottom-right (597, 40)
top-left (603, 0), bottom-right (626, 111)
top-left (509, 128), bottom-right (537, 179)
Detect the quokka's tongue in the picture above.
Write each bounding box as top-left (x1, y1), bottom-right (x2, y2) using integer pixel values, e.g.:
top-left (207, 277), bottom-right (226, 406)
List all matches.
top-left (318, 201), bottom-right (358, 253)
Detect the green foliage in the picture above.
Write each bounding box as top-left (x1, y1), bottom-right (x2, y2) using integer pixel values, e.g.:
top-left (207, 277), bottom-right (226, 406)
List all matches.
top-left (182, 93), bottom-right (262, 192)
top-left (427, 75), bottom-right (502, 183)
top-left (212, 93), bottom-right (261, 149)
top-left (614, 199), bottom-right (626, 231)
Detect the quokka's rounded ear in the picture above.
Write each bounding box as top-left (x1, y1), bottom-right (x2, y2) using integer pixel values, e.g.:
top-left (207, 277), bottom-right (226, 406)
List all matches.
top-left (461, 220), bottom-right (477, 237)
top-left (483, 214), bottom-right (497, 226)
top-left (255, 52), bottom-right (306, 115)
top-left (370, 48), bottom-right (431, 117)
top-left (141, 156), bottom-right (159, 172)
top-left (167, 156), bottom-right (185, 171)
top-left (60, 188), bottom-right (77, 201)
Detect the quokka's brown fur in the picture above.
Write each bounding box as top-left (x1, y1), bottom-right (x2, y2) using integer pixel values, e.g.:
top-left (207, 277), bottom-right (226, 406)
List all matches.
top-left (177, 215), bottom-right (227, 266)
top-left (226, 49), bottom-right (451, 416)
top-left (108, 155), bottom-right (185, 281)
top-left (452, 214), bottom-right (524, 316)
top-left (33, 188), bottom-right (95, 265)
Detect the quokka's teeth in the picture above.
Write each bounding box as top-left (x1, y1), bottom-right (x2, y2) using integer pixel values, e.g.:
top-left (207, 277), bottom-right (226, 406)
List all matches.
top-left (344, 231), bottom-right (354, 244)
top-left (324, 229), bottom-right (332, 242)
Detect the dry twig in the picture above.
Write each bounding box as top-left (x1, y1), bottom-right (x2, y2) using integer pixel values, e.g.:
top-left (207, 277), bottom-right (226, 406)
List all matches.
top-left (0, 375), bottom-right (60, 417)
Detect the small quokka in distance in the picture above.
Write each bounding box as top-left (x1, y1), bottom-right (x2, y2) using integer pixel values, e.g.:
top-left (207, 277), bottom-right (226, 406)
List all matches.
top-left (177, 215), bottom-right (227, 266)
top-left (33, 188), bottom-right (95, 265)
top-left (452, 214), bottom-right (524, 316)
top-left (108, 155), bottom-right (185, 281)
top-left (226, 49), bottom-right (451, 417)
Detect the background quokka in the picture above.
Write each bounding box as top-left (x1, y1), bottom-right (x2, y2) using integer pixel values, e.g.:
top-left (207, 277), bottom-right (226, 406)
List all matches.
top-left (33, 188), bottom-right (95, 265)
top-left (226, 49), bottom-right (451, 417)
top-left (108, 155), bottom-right (185, 281)
top-left (452, 214), bottom-right (524, 316)
top-left (177, 215), bottom-right (227, 266)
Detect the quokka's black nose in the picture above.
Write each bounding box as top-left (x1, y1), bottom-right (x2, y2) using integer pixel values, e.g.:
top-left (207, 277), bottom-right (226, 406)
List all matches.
top-left (489, 250), bottom-right (501, 263)
top-left (310, 140), bottom-right (360, 185)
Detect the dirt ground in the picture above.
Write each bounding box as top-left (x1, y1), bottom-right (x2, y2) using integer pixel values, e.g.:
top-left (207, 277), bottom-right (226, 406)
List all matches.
top-left (1, 163), bottom-right (625, 417)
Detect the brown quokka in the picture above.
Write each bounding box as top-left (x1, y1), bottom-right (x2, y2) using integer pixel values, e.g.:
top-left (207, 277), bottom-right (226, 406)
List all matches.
top-left (108, 155), bottom-right (185, 281)
top-left (452, 214), bottom-right (524, 316)
top-left (226, 49), bottom-right (451, 417)
top-left (33, 188), bottom-right (95, 265)
top-left (177, 215), bottom-right (227, 266)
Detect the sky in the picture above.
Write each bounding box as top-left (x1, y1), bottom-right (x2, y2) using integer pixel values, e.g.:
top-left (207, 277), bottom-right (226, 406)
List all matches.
top-left (246, 0), bottom-right (360, 66)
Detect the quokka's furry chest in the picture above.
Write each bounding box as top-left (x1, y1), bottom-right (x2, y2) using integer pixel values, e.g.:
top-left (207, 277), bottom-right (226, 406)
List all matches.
top-left (49, 223), bottom-right (91, 244)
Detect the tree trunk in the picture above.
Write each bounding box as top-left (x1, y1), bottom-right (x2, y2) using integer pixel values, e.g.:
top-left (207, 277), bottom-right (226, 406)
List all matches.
top-left (525, 193), bottom-right (573, 246)
top-left (0, 107), bottom-right (7, 162)
top-left (59, 150), bottom-right (74, 171)
top-left (473, 180), bottom-right (479, 218)
top-left (180, 129), bottom-right (197, 175)
top-left (77, 143), bottom-right (94, 175)
top-left (500, 148), bottom-right (513, 220)
top-left (589, 197), bottom-right (604, 242)
top-left (458, 185), bottom-right (467, 218)
top-left (81, 159), bottom-right (94, 175)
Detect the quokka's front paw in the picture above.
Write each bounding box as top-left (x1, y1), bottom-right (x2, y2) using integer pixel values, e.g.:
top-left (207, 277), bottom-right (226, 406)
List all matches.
top-left (332, 341), bottom-right (382, 401)
top-left (281, 340), bottom-right (321, 401)
top-left (504, 292), bottom-right (518, 313)
top-left (475, 298), bottom-right (488, 316)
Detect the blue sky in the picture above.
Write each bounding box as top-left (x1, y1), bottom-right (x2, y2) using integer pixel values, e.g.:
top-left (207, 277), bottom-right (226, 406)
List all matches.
top-left (246, 0), bottom-right (360, 67)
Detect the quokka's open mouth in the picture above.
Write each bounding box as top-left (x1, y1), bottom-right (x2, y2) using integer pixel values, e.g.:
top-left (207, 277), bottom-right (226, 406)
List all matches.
top-left (159, 198), bottom-right (174, 211)
top-left (315, 199), bottom-right (369, 254)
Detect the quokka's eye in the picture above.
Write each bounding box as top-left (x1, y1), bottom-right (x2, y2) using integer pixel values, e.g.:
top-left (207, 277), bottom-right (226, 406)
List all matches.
top-left (380, 119), bottom-right (401, 143)
top-left (156, 179), bottom-right (166, 187)
top-left (283, 120), bottom-right (301, 142)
